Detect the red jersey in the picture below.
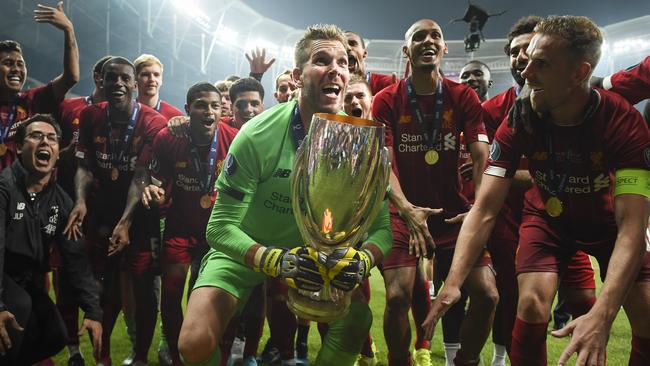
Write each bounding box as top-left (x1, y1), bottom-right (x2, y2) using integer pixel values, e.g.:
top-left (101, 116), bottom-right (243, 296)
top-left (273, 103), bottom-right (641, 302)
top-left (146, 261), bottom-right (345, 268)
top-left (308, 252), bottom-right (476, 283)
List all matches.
top-left (76, 102), bottom-right (166, 214)
top-left (367, 72), bottom-right (396, 96)
top-left (150, 122), bottom-right (238, 241)
top-left (373, 77), bottom-right (488, 246)
top-left (0, 83), bottom-right (62, 170)
top-left (153, 100), bottom-right (183, 121)
top-left (603, 56), bottom-right (650, 105)
top-left (56, 96), bottom-right (94, 196)
top-left (487, 89), bottom-right (650, 244)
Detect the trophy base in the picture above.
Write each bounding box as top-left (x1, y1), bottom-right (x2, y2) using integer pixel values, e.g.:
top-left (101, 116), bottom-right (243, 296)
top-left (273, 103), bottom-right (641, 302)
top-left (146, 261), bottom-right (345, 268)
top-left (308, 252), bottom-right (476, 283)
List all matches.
top-left (286, 287), bottom-right (351, 323)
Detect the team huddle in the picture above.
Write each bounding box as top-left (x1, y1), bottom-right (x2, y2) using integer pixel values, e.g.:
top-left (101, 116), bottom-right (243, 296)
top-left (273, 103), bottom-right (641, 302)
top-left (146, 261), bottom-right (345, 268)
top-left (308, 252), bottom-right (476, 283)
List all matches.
top-left (0, 2), bottom-right (649, 366)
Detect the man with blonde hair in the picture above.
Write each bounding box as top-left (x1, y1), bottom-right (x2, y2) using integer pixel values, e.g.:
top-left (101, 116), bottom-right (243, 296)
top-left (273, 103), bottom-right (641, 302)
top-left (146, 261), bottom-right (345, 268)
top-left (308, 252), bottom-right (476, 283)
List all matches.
top-left (134, 53), bottom-right (183, 120)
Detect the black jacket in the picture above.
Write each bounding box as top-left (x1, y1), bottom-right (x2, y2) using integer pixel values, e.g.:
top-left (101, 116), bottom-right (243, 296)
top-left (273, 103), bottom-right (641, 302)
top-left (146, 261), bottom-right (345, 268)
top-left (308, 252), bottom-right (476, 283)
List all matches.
top-left (0, 160), bottom-right (101, 321)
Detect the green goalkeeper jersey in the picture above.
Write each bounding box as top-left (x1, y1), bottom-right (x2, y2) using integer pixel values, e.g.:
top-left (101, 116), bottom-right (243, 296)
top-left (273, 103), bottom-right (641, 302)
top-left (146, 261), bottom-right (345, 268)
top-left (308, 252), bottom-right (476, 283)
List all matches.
top-left (205, 99), bottom-right (392, 264)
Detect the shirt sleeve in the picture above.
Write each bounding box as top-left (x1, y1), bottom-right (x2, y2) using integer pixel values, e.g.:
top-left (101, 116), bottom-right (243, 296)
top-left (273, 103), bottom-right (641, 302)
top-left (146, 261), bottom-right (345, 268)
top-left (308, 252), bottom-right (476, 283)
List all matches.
top-left (205, 128), bottom-right (262, 263)
top-left (605, 104), bottom-right (650, 171)
top-left (371, 90), bottom-right (396, 148)
top-left (603, 56), bottom-right (650, 105)
top-left (460, 86), bottom-right (489, 145)
top-left (484, 118), bottom-right (522, 179)
top-left (149, 131), bottom-right (172, 188)
top-left (29, 82), bottom-right (63, 114)
top-left (0, 183), bottom-right (8, 312)
top-left (136, 114), bottom-right (167, 167)
top-left (74, 106), bottom-right (95, 169)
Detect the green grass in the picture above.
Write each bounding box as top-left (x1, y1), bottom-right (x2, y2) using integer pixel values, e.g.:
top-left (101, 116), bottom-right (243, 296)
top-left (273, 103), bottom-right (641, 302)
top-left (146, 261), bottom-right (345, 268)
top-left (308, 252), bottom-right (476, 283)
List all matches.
top-left (52, 259), bottom-right (633, 365)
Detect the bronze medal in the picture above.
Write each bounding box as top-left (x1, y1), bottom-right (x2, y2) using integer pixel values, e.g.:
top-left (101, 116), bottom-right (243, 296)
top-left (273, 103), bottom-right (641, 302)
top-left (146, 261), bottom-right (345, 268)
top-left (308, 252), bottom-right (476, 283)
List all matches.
top-left (424, 150), bottom-right (439, 165)
top-left (0, 144), bottom-right (6, 157)
top-left (200, 194), bottom-right (212, 209)
top-left (110, 167), bottom-right (119, 181)
top-left (545, 196), bottom-right (563, 217)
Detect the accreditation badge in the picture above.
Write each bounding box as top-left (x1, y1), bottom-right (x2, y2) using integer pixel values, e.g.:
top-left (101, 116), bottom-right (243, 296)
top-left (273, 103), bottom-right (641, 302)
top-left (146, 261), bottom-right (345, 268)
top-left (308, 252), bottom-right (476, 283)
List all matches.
top-left (545, 196), bottom-right (563, 217)
top-left (424, 150), bottom-right (439, 165)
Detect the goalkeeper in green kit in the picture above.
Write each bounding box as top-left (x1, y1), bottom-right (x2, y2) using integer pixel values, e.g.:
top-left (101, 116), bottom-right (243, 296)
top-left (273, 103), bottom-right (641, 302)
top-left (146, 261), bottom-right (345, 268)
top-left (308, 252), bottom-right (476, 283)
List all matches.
top-left (177, 24), bottom-right (392, 366)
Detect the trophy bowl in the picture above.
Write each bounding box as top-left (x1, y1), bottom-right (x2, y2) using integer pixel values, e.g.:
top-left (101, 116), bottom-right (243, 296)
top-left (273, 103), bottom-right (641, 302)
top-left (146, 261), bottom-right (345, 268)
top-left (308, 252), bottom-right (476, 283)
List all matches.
top-left (289, 113), bottom-right (390, 323)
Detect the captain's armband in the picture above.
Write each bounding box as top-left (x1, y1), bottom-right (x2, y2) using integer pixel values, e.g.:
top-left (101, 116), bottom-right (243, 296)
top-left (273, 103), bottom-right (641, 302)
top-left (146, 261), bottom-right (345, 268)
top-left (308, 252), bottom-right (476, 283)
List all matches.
top-left (614, 168), bottom-right (650, 198)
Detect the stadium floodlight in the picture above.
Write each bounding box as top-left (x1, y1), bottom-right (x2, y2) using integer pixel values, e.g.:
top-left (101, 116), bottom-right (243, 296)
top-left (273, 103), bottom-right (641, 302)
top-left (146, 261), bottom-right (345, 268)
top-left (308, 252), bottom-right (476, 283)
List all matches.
top-left (281, 46), bottom-right (295, 61)
top-left (612, 38), bottom-right (650, 55)
top-left (216, 25), bottom-right (239, 45)
top-left (245, 38), bottom-right (279, 53)
top-left (171, 0), bottom-right (211, 31)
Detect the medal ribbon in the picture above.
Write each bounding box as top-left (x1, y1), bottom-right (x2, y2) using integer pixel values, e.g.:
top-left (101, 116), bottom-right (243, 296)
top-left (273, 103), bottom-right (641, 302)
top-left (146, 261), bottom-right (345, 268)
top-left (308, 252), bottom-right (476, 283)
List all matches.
top-left (289, 104), bottom-right (307, 152)
top-left (405, 77), bottom-right (444, 151)
top-left (106, 101), bottom-right (140, 171)
top-left (0, 104), bottom-right (18, 144)
top-left (155, 99), bottom-right (162, 112)
top-left (188, 128), bottom-right (219, 195)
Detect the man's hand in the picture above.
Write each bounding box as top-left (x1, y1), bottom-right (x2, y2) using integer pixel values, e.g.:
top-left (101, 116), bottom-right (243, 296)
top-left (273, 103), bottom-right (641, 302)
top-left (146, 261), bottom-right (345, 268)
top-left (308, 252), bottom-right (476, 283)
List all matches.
top-left (320, 247), bottom-right (372, 292)
top-left (167, 116), bottom-right (189, 137)
top-left (422, 284), bottom-right (462, 339)
top-left (78, 318), bottom-right (102, 360)
top-left (551, 312), bottom-right (609, 366)
top-left (246, 47), bottom-right (276, 76)
top-left (0, 310), bottom-right (23, 356)
top-left (256, 246), bottom-right (325, 292)
top-left (401, 205), bottom-right (442, 258)
top-left (64, 201), bottom-right (87, 240)
top-left (507, 84), bottom-right (538, 134)
top-left (142, 184), bottom-right (165, 209)
top-left (34, 1), bottom-right (73, 31)
top-left (108, 221), bottom-right (130, 256)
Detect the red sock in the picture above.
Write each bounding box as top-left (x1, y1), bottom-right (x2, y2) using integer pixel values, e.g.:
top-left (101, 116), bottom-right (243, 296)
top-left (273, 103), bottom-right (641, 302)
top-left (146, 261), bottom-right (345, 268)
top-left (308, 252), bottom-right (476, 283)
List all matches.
top-left (133, 272), bottom-right (158, 363)
top-left (565, 296), bottom-right (596, 319)
top-left (510, 317), bottom-right (548, 366)
top-left (161, 273), bottom-right (187, 365)
top-left (268, 298), bottom-right (297, 360)
top-left (242, 286), bottom-right (265, 358)
top-left (388, 352), bottom-right (412, 366)
top-left (630, 335), bottom-right (650, 366)
top-left (360, 334), bottom-right (374, 357)
top-left (412, 278), bottom-right (432, 350)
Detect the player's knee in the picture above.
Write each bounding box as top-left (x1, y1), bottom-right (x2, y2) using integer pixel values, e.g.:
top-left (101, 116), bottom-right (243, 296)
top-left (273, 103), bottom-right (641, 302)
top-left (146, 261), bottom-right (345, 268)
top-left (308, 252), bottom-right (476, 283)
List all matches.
top-left (178, 321), bottom-right (218, 364)
top-left (517, 291), bottom-right (551, 322)
top-left (474, 285), bottom-right (499, 311)
top-left (385, 289), bottom-right (411, 313)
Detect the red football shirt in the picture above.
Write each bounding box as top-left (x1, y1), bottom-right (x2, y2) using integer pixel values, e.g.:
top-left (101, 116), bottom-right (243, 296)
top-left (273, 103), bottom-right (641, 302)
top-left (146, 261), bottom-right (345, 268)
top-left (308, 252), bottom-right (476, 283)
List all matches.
top-left (154, 100), bottom-right (183, 121)
top-left (0, 83), bottom-right (62, 170)
top-left (76, 102), bottom-right (167, 215)
top-left (487, 89), bottom-right (650, 244)
top-left (373, 77), bottom-right (488, 246)
top-left (603, 56), bottom-right (650, 105)
top-left (56, 96), bottom-right (93, 196)
top-left (150, 122), bottom-right (238, 240)
top-left (368, 72), bottom-right (396, 96)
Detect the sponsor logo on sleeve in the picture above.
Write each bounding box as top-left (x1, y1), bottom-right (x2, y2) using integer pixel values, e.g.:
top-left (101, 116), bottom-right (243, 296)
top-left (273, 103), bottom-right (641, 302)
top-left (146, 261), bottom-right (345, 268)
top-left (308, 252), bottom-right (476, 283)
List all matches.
top-left (489, 141), bottom-right (501, 161)
top-left (224, 153), bottom-right (237, 176)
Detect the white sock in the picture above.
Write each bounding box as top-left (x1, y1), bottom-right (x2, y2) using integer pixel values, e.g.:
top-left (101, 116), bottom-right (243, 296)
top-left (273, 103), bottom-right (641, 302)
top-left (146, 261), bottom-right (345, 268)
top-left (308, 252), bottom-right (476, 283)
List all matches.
top-left (444, 343), bottom-right (460, 366)
top-left (67, 344), bottom-right (80, 356)
top-left (492, 343), bottom-right (507, 366)
top-left (428, 280), bottom-right (436, 300)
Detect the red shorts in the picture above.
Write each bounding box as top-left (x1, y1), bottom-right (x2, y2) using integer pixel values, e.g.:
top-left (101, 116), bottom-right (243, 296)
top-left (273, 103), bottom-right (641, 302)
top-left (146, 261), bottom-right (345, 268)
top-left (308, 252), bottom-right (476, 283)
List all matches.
top-left (516, 216), bottom-right (650, 283)
top-left (162, 236), bottom-right (209, 266)
top-left (266, 277), bottom-right (289, 298)
top-left (379, 214), bottom-right (419, 270)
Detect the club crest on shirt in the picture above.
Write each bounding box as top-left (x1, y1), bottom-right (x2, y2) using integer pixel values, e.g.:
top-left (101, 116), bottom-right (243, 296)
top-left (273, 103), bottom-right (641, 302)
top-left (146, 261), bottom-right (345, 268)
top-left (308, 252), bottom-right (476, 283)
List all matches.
top-left (489, 141), bottom-right (500, 161)
top-left (224, 153), bottom-right (237, 176)
top-left (590, 151), bottom-right (604, 170)
top-left (442, 110), bottom-right (453, 129)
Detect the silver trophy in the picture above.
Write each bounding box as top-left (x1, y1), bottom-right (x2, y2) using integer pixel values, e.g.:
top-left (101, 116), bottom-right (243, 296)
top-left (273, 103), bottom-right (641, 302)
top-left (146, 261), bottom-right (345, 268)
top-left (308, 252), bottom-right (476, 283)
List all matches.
top-left (290, 113), bottom-right (390, 323)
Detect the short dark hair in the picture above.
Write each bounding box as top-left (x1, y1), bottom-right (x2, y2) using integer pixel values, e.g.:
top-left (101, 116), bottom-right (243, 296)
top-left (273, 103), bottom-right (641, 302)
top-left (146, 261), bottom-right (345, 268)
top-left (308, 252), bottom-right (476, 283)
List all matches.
top-left (225, 75), bottom-right (240, 82)
top-left (0, 40), bottom-right (22, 55)
top-left (93, 55), bottom-right (113, 75)
top-left (229, 77), bottom-right (265, 103)
top-left (504, 16), bottom-right (543, 55)
top-left (345, 31), bottom-right (366, 49)
top-left (462, 60), bottom-right (491, 73)
top-left (15, 114), bottom-right (62, 143)
top-left (186, 82), bottom-right (221, 106)
top-left (101, 56), bottom-right (135, 76)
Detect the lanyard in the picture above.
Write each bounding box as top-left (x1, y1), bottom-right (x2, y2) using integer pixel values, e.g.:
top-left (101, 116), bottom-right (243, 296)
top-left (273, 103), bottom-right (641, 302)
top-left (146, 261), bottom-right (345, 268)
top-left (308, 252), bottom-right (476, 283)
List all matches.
top-left (405, 77), bottom-right (444, 151)
top-left (188, 128), bottom-right (219, 194)
top-left (0, 104), bottom-right (17, 144)
top-left (546, 89), bottom-right (599, 196)
top-left (155, 99), bottom-right (161, 112)
top-left (106, 102), bottom-right (140, 168)
top-left (289, 104), bottom-right (307, 152)
top-left (85, 96), bottom-right (93, 105)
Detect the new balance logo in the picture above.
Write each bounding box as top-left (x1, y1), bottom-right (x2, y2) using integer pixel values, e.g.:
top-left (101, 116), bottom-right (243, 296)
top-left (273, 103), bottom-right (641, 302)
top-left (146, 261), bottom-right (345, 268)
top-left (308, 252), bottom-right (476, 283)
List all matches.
top-left (273, 169), bottom-right (292, 178)
top-left (444, 133), bottom-right (456, 151)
